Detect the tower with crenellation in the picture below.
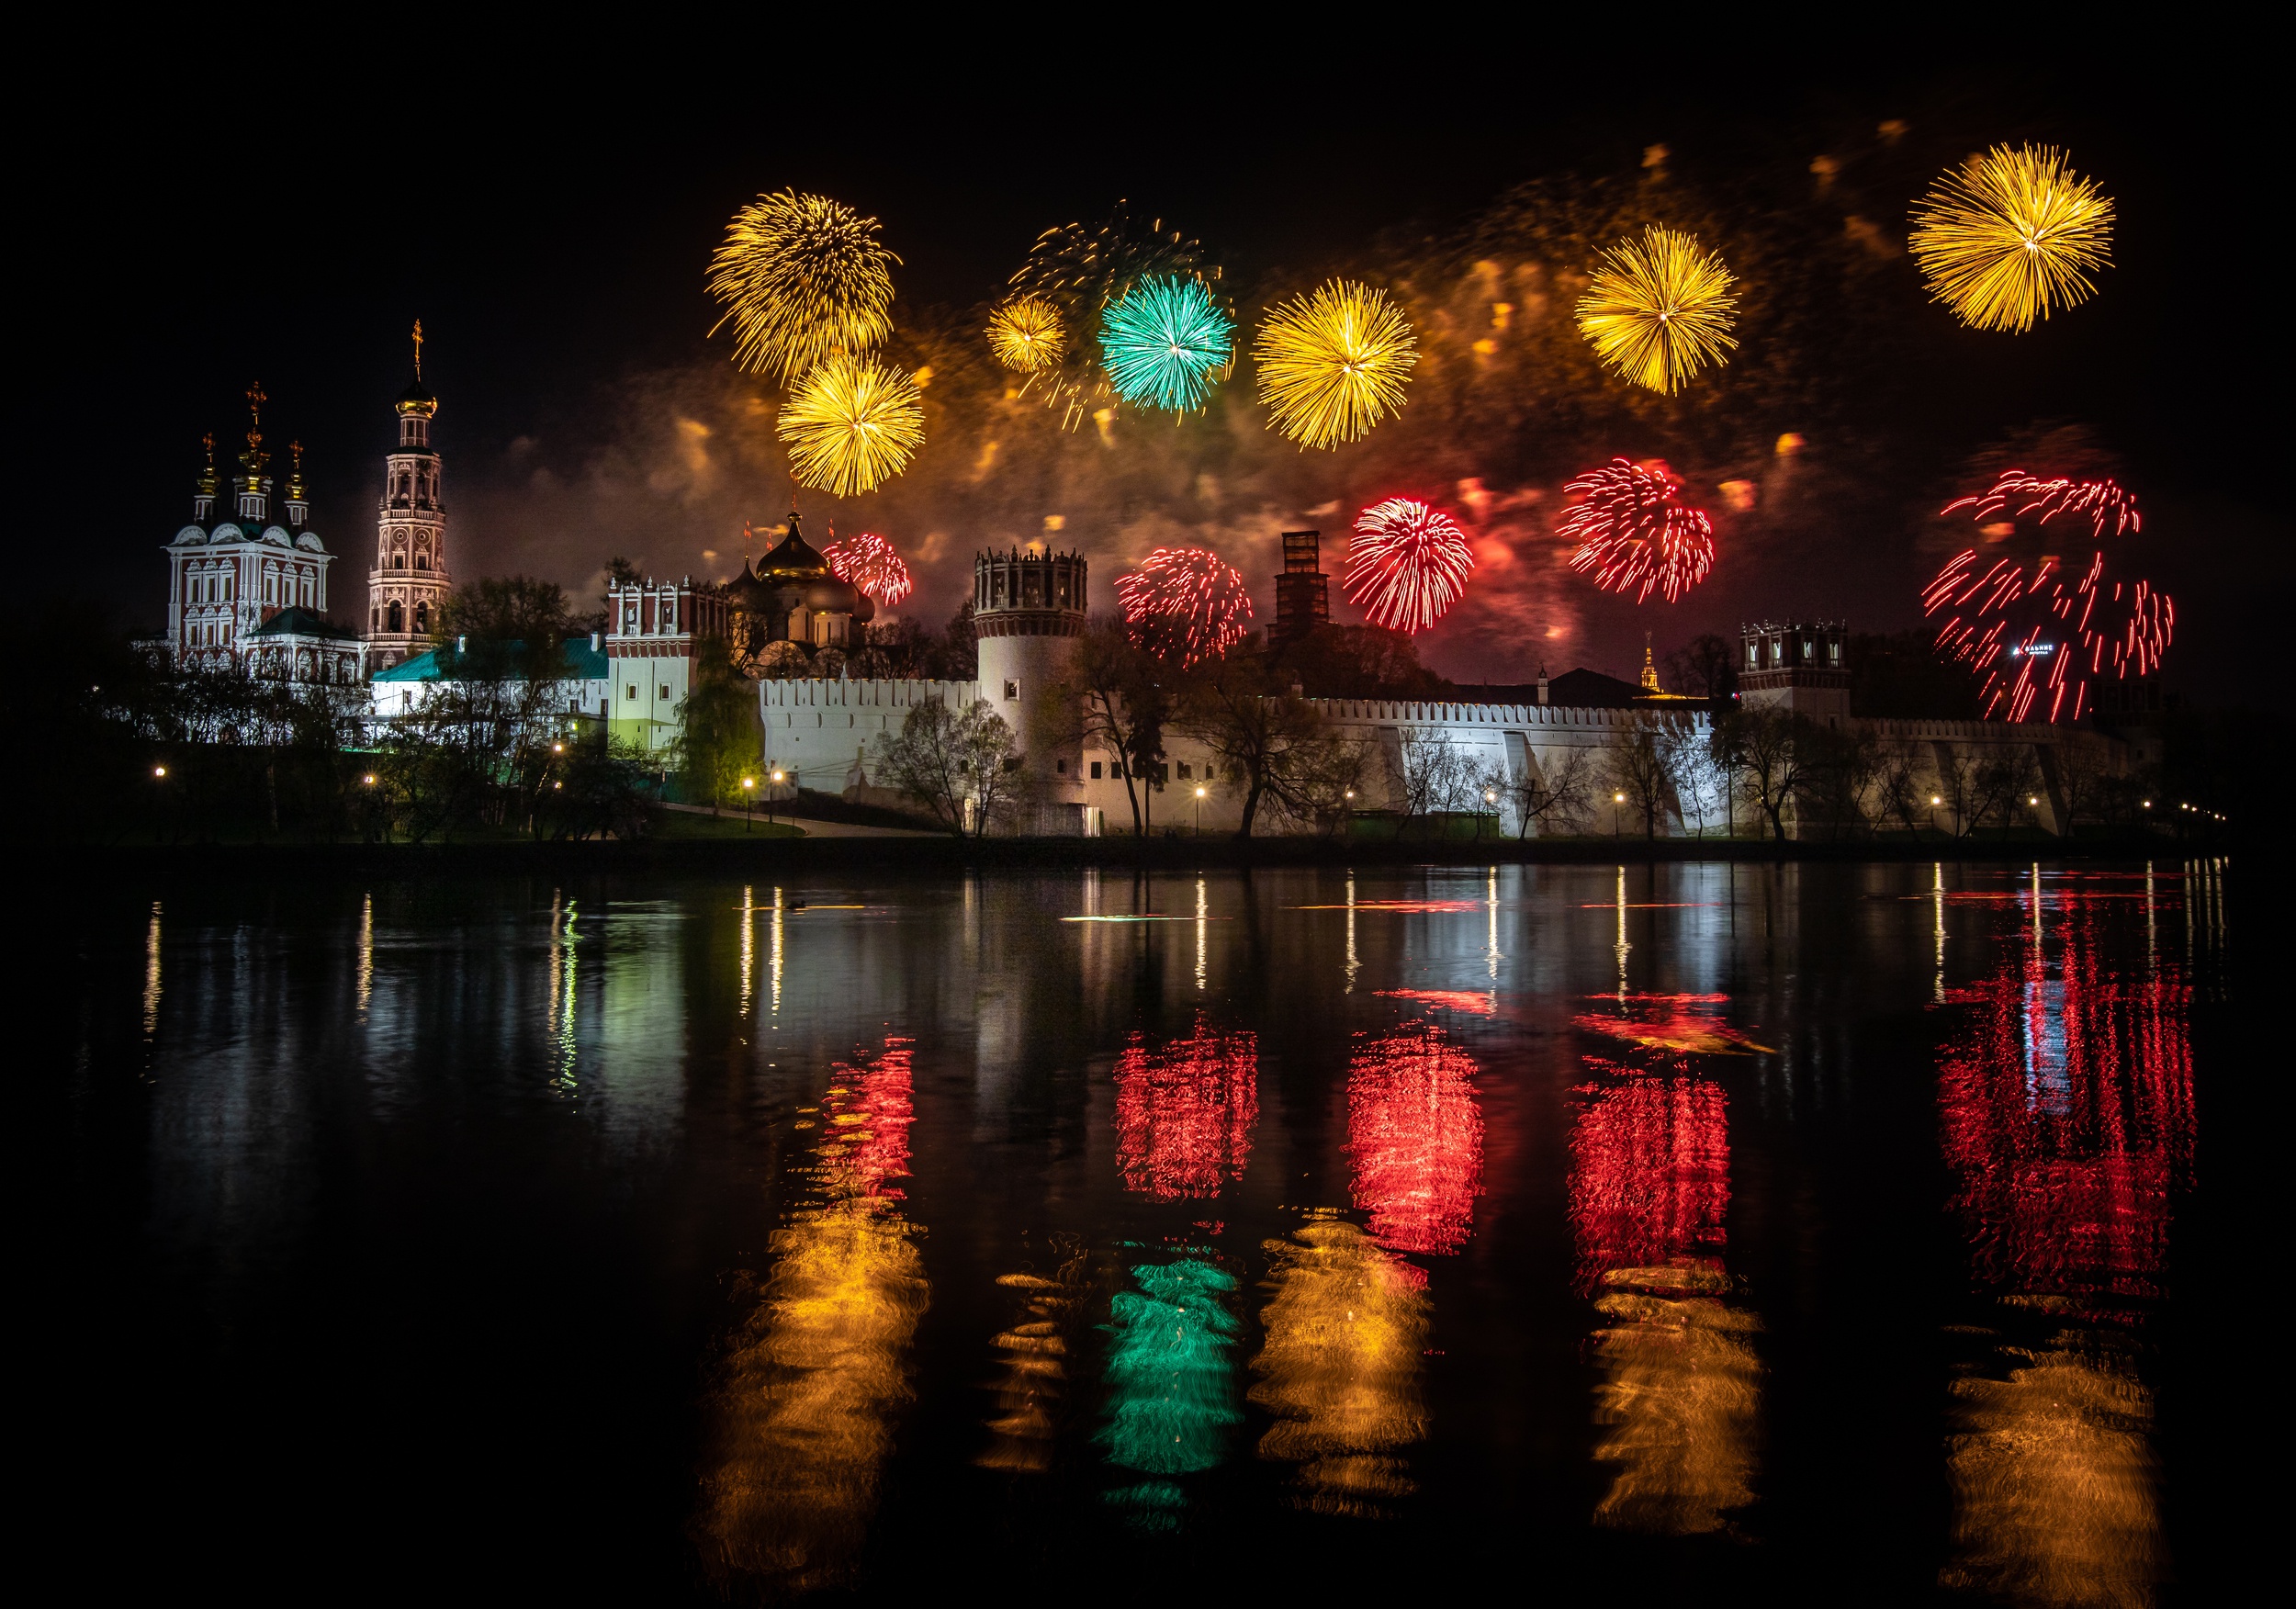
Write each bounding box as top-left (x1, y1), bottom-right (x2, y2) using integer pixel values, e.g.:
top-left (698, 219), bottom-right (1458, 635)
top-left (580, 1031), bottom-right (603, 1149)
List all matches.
top-left (366, 321), bottom-right (452, 668)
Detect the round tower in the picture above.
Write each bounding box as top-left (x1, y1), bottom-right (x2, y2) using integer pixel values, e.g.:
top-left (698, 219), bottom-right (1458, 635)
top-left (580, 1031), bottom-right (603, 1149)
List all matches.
top-left (366, 321), bottom-right (451, 668)
top-left (973, 547), bottom-right (1087, 798)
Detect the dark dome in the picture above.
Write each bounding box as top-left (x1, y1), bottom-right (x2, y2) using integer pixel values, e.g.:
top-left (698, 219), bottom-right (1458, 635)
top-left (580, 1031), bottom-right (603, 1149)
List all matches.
top-left (756, 525), bottom-right (831, 580)
top-left (396, 373), bottom-right (438, 415)
top-left (725, 563), bottom-right (775, 613)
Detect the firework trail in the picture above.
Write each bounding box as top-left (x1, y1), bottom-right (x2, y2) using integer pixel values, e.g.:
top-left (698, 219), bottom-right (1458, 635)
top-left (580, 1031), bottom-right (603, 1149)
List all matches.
top-left (708, 189), bottom-right (899, 384)
top-left (1253, 279), bottom-right (1417, 448)
top-left (1558, 460), bottom-right (1716, 604)
top-left (825, 532), bottom-right (915, 606)
top-left (776, 354), bottom-right (926, 498)
top-left (1574, 227), bottom-right (1739, 395)
top-left (1345, 500), bottom-right (1475, 634)
top-left (1924, 476), bottom-right (2169, 722)
top-left (1115, 546), bottom-right (1256, 664)
top-left (1100, 277), bottom-right (1235, 413)
top-left (1909, 145), bottom-right (2114, 332)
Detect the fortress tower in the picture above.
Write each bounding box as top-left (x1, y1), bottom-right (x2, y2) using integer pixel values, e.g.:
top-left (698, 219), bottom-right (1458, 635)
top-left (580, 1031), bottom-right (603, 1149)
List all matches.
top-left (974, 546), bottom-right (1088, 806)
top-left (366, 322), bottom-right (450, 668)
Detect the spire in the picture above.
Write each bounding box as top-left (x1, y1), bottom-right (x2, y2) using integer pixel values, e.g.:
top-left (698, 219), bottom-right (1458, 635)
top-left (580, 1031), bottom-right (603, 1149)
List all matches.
top-left (240, 381), bottom-right (269, 481)
top-left (396, 318), bottom-right (438, 418)
top-left (412, 317), bottom-right (423, 380)
top-left (1639, 631), bottom-right (1662, 693)
top-left (287, 440), bottom-right (306, 501)
top-left (195, 433), bottom-right (218, 497)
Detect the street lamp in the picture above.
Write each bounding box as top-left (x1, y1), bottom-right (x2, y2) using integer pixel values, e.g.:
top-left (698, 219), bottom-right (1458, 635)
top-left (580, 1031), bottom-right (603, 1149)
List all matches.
top-left (741, 775), bottom-right (755, 833)
top-left (1194, 783), bottom-right (1206, 835)
top-left (769, 770), bottom-right (785, 825)
top-left (1614, 791), bottom-right (1625, 839)
top-left (153, 765), bottom-right (167, 779)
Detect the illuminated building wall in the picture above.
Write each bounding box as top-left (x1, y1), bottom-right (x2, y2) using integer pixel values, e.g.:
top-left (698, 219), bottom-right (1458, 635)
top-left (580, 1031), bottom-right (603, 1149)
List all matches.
top-left (1248, 1215), bottom-right (1430, 1515)
top-left (1113, 1018), bottom-right (1259, 1200)
top-left (1346, 1020), bottom-right (1484, 1255)
top-left (695, 1041), bottom-right (927, 1592)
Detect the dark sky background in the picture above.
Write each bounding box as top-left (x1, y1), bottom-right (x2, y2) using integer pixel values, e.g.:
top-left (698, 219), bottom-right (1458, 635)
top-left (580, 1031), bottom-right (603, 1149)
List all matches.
top-left (28, 40), bottom-right (2281, 691)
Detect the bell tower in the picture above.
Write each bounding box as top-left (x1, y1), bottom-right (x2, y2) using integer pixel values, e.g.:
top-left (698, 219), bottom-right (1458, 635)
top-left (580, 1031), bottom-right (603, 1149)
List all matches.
top-left (366, 321), bottom-right (452, 668)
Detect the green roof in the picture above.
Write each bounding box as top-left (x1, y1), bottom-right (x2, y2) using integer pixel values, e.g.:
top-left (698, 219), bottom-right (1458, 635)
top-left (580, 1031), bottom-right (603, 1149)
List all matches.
top-left (375, 637), bottom-right (610, 683)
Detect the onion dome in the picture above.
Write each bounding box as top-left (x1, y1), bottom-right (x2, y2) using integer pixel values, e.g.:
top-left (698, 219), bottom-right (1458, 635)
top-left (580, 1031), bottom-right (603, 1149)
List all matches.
top-left (756, 512), bottom-right (864, 613)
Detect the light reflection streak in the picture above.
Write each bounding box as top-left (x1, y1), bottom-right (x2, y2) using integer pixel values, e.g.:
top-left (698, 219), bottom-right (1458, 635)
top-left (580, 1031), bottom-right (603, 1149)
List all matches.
top-left (1614, 865), bottom-right (1631, 1000)
top-left (554, 899), bottom-right (580, 1089)
top-left (1249, 1215), bottom-right (1429, 1515)
top-left (1935, 861), bottom-right (1948, 1003)
top-left (1570, 1066), bottom-right (1729, 1293)
top-left (696, 1040), bottom-right (925, 1593)
top-left (1098, 1258), bottom-right (1241, 1527)
top-left (142, 901), bottom-right (162, 1034)
top-left (1196, 875), bottom-right (1208, 991)
top-left (1486, 867), bottom-right (1500, 980)
top-left (1345, 876), bottom-right (1358, 993)
top-left (1114, 1017), bottom-right (1259, 1200)
top-left (978, 1242), bottom-right (1091, 1472)
top-left (1574, 996), bottom-right (1774, 1057)
top-left (740, 884), bottom-right (754, 1017)
top-left (356, 894), bottom-right (372, 1017)
top-left (1346, 1020), bottom-right (1483, 1255)
top-left (771, 886), bottom-right (784, 1018)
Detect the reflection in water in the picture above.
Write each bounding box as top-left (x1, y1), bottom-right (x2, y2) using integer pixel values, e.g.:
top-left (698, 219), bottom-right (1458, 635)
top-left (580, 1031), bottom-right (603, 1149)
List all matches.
top-left (1097, 1258), bottom-right (1240, 1528)
top-left (1347, 1020), bottom-right (1483, 1255)
top-left (142, 901), bottom-right (162, 1034)
top-left (978, 1241), bottom-right (1092, 1472)
top-left (1942, 1335), bottom-right (2165, 1609)
top-left (1248, 1215), bottom-right (1429, 1515)
top-left (1936, 904), bottom-right (2190, 1602)
top-left (696, 1041), bottom-right (927, 1593)
top-left (1570, 1065), bottom-right (1728, 1295)
top-left (1573, 995), bottom-right (1775, 1057)
top-left (1588, 1266), bottom-right (1761, 1535)
top-left (1572, 1057), bottom-right (1758, 1534)
top-left (1113, 1018), bottom-right (1259, 1201)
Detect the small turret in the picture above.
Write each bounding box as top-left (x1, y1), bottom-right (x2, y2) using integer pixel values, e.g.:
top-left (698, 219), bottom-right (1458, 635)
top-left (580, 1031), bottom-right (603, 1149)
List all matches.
top-left (235, 381), bottom-right (270, 521)
top-left (284, 440), bottom-right (310, 528)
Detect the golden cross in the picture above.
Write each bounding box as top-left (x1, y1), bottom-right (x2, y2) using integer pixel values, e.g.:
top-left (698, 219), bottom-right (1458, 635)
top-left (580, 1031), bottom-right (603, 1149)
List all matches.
top-left (246, 381), bottom-right (266, 433)
top-left (412, 319), bottom-right (423, 377)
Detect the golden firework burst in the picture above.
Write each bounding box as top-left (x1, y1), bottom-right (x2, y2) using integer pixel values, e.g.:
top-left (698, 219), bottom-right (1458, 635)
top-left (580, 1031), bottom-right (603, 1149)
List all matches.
top-left (1908, 144), bottom-right (2114, 332)
top-left (1253, 279), bottom-right (1418, 449)
top-left (708, 189), bottom-right (899, 384)
top-left (776, 354), bottom-right (926, 499)
top-left (1574, 226), bottom-right (1739, 395)
top-left (985, 296), bottom-right (1064, 373)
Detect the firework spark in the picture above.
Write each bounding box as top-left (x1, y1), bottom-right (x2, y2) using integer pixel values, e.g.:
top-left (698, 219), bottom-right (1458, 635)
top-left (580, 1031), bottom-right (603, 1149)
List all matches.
top-left (1345, 500), bottom-right (1475, 634)
top-left (1114, 546), bottom-right (1256, 664)
top-left (1559, 460), bottom-right (1716, 604)
top-left (1909, 144), bottom-right (2114, 332)
top-left (1942, 470), bottom-right (2141, 540)
top-left (707, 189), bottom-right (899, 385)
top-left (824, 531), bottom-right (915, 606)
top-left (1924, 478), bottom-right (2169, 722)
top-left (1099, 276), bottom-right (1234, 413)
top-left (1007, 205), bottom-right (1214, 429)
top-left (1253, 280), bottom-right (1418, 448)
top-left (776, 355), bottom-right (926, 499)
top-left (985, 295), bottom-right (1064, 373)
top-left (1574, 227), bottom-right (1739, 395)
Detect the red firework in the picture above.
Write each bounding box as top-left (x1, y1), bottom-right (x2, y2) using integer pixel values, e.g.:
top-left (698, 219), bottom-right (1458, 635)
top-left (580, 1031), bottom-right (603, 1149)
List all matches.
top-left (824, 531), bottom-right (915, 607)
top-left (1558, 459), bottom-right (1716, 604)
top-left (1924, 473), bottom-right (2170, 722)
top-left (1345, 499), bottom-right (1474, 633)
top-left (1114, 546), bottom-right (1255, 664)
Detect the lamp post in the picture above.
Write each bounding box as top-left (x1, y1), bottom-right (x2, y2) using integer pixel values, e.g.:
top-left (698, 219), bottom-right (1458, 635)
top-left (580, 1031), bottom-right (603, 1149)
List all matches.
top-left (769, 770), bottom-right (785, 827)
top-left (1613, 791), bottom-right (1625, 841)
top-left (1483, 788), bottom-right (1497, 840)
top-left (741, 775), bottom-right (755, 833)
top-left (152, 763), bottom-right (168, 845)
top-left (1194, 784), bottom-right (1206, 835)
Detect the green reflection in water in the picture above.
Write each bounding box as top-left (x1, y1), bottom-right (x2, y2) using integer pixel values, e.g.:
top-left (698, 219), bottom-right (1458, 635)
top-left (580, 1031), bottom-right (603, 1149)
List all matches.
top-left (1097, 1258), bottom-right (1240, 1523)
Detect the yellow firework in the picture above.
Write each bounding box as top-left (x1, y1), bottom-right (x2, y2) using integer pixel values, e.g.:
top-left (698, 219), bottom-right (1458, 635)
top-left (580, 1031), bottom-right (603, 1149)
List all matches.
top-left (1253, 280), bottom-right (1418, 448)
top-left (1574, 226), bottom-right (1739, 395)
top-left (777, 355), bottom-right (926, 498)
top-left (1908, 144), bottom-right (2114, 332)
top-left (708, 189), bottom-right (899, 384)
top-left (986, 296), bottom-right (1064, 372)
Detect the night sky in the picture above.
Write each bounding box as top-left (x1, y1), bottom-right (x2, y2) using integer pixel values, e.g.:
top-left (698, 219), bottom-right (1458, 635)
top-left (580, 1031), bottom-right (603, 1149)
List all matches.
top-left (35, 43), bottom-right (2278, 691)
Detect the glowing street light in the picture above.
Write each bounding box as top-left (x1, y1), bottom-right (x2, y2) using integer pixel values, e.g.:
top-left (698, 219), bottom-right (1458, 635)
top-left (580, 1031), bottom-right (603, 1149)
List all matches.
top-left (1614, 790), bottom-right (1625, 839)
top-left (741, 775), bottom-right (756, 833)
top-left (153, 765), bottom-right (167, 779)
top-left (1194, 783), bottom-right (1206, 835)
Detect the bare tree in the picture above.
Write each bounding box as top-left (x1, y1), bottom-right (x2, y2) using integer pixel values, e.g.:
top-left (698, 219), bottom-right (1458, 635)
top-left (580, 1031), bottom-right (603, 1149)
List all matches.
top-left (1876, 741), bottom-right (1937, 838)
top-left (1396, 727), bottom-right (1473, 828)
top-left (1176, 651), bottom-right (1341, 838)
top-left (1716, 704), bottom-right (1810, 841)
top-left (1484, 744), bottom-right (1598, 838)
top-left (1663, 632), bottom-right (1739, 699)
top-left (1933, 744), bottom-right (1985, 838)
top-left (872, 698), bottom-right (1019, 837)
top-left (1043, 614), bottom-right (1170, 836)
top-left (1971, 747), bottom-right (2043, 835)
top-left (2048, 739), bottom-right (2110, 832)
top-left (1659, 722), bottom-right (1728, 836)
top-left (1604, 715), bottom-right (1675, 838)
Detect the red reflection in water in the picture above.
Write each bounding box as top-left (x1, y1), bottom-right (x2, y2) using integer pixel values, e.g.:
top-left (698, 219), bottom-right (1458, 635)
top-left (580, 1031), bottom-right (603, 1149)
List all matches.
top-left (1377, 989), bottom-right (1496, 1015)
top-left (823, 1038), bottom-right (915, 1198)
top-left (1570, 1063), bottom-right (1730, 1294)
top-left (1114, 1018), bottom-right (1260, 1200)
top-left (1575, 995), bottom-right (1774, 1056)
top-left (1294, 900), bottom-right (1484, 912)
top-left (1347, 1021), bottom-right (1484, 1255)
top-left (1936, 918), bottom-right (2193, 1311)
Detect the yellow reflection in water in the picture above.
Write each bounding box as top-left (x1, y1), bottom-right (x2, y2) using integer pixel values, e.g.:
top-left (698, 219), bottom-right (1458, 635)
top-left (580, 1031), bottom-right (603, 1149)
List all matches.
top-left (1942, 1334), bottom-right (2164, 1608)
top-left (1248, 1215), bottom-right (1430, 1515)
top-left (1590, 1265), bottom-right (1761, 1534)
top-left (142, 901), bottom-right (162, 1034)
top-left (978, 1242), bottom-right (1091, 1472)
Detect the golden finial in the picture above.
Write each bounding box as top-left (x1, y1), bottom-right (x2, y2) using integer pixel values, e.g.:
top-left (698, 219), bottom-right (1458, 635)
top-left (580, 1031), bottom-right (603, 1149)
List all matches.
top-left (241, 382), bottom-right (269, 476)
top-left (197, 432), bottom-right (218, 496)
top-left (412, 319), bottom-right (423, 379)
top-left (1639, 630), bottom-right (1662, 693)
top-left (287, 440), bottom-right (307, 500)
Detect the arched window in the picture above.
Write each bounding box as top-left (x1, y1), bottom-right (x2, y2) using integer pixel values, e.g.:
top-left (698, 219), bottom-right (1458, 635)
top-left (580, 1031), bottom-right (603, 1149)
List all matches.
top-left (388, 601), bottom-right (404, 634)
top-left (415, 554), bottom-right (428, 570)
top-left (414, 602), bottom-right (429, 632)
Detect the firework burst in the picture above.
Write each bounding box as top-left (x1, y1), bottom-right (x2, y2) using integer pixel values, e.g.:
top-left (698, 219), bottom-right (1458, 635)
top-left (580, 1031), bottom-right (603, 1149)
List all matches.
top-left (824, 531), bottom-right (915, 607)
top-left (1909, 144), bottom-right (2114, 332)
top-left (1100, 276), bottom-right (1235, 413)
top-left (1345, 500), bottom-right (1475, 634)
top-left (1942, 469), bottom-right (2140, 539)
top-left (985, 295), bottom-right (1064, 373)
top-left (1114, 546), bottom-right (1255, 664)
top-left (1923, 475), bottom-right (2168, 722)
top-left (1007, 205), bottom-right (1214, 429)
top-left (1253, 279), bottom-right (1418, 449)
top-left (776, 354), bottom-right (926, 499)
top-left (1574, 227), bottom-right (1739, 395)
top-left (1558, 459), bottom-right (1716, 604)
top-left (707, 189), bottom-right (900, 384)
